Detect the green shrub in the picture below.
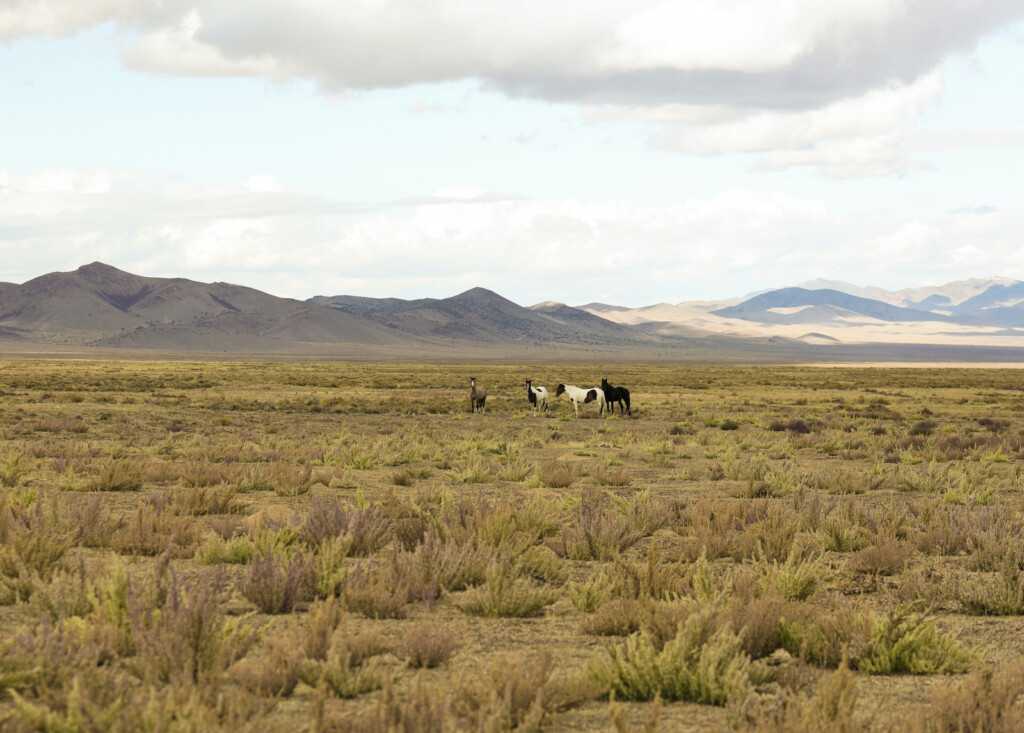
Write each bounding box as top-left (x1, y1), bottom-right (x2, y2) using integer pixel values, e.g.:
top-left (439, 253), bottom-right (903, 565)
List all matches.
top-left (0, 453), bottom-right (33, 487)
top-left (569, 569), bottom-right (611, 612)
top-left (301, 652), bottom-right (385, 698)
top-left (457, 561), bottom-right (557, 618)
top-left (239, 549), bottom-right (316, 614)
top-left (959, 553), bottom-right (1024, 615)
top-left (89, 459), bottom-right (144, 491)
top-left (587, 607), bottom-right (766, 704)
top-left (781, 602), bottom-right (972, 674)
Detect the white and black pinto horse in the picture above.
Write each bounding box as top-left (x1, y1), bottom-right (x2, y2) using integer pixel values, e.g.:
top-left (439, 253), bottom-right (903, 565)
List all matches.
top-left (601, 378), bottom-right (631, 416)
top-left (555, 384), bottom-right (606, 417)
top-left (526, 380), bottom-right (548, 412)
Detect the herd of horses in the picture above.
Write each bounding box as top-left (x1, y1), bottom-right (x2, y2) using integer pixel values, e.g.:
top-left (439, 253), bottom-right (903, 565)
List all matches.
top-left (469, 376), bottom-right (631, 416)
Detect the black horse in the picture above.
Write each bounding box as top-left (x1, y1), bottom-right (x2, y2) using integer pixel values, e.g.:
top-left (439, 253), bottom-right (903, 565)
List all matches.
top-left (601, 378), bottom-right (631, 416)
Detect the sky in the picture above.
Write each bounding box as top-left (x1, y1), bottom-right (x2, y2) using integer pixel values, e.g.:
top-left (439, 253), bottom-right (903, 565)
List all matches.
top-left (2, 1), bottom-right (1024, 307)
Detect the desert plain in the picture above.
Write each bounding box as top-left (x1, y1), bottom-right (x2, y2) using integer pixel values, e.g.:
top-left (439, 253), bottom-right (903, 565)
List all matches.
top-left (2, 358), bottom-right (1024, 731)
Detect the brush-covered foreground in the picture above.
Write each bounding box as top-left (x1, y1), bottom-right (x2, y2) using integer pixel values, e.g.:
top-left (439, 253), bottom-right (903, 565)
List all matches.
top-left (2, 360), bottom-right (1024, 731)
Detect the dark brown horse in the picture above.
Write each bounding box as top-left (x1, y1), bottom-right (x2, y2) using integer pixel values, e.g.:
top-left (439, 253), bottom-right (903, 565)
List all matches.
top-left (601, 378), bottom-right (631, 416)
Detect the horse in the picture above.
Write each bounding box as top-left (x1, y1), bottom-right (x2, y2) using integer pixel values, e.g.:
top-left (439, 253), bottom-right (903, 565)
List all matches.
top-left (555, 384), bottom-right (606, 417)
top-left (526, 380), bottom-right (548, 412)
top-left (601, 378), bottom-right (631, 416)
top-left (469, 377), bottom-right (487, 413)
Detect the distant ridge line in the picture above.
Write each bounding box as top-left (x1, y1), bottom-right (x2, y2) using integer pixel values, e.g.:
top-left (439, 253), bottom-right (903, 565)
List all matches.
top-left (3, 263), bottom-right (1024, 357)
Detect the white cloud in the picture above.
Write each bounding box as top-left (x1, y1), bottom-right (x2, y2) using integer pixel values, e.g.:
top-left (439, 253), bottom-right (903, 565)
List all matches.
top-left (4, 2), bottom-right (1022, 177)
top-left (661, 72), bottom-right (943, 153)
top-left (119, 8), bottom-right (284, 79)
top-left (646, 71), bottom-right (943, 177)
top-left (755, 133), bottom-right (915, 179)
top-left (4, 167), bottom-right (1024, 303)
top-left (244, 175), bottom-right (291, 194)
top-left (90, 1), bottom-right (1024, 107)
top-left (0, 167), bottom-right (329, 278)
top-left (84, 1), bottom-right (1014, 105)
top-left (0, 167), bottom-right (145, 195)
top-left (0, 0), bottom-right (131, 40)
top-left (907, 128), bottom-right (1024, 151)
top-left (599, 1), bottom-right (900, 74)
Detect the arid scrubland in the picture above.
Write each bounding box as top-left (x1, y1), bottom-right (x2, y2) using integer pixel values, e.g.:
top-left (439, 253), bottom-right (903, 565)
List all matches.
top-left (2, 360), bottom-right (1024, 731)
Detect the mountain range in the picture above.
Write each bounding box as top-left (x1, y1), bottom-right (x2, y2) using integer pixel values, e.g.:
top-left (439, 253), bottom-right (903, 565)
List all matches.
top-left (3, 263), bottom-right (1024, 361)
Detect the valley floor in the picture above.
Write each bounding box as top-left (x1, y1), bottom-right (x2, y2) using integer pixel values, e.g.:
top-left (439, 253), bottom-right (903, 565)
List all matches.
top-left (1, 361), bottom-right (1024, 730)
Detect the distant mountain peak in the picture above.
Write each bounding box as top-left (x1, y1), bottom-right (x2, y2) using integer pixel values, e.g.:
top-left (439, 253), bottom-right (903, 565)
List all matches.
top-left (712, 287), bottom-right (960, 325)
top-left (797, 278), bottom-right (863, 291)
top-left (449, 287), bottom-right (515, 306)
top-left (456, 286), bottom-right (502, 298)
top-left (575, 302), bottom-right (631, 312)
top-left (73, 262), bottom-right (145, 290)
top-left (791, 275), bottom-right (1022, 309)
top-left (76, 261), bottom-right (122, 276)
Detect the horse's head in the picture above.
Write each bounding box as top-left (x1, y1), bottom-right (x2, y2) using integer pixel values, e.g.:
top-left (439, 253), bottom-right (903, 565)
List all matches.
top-left (601, 378), bottom-right (609, 389)
top-left (526, 380), bottom-right (532, 388)
top-left (555, 384), bottom-right (566, 397)
top-left (470, 377), bottom-right (476, 387)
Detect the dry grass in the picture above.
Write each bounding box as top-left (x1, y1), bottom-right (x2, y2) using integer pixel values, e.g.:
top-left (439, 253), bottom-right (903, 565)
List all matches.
top-left (4, 360), bottom-right (1024, 730)
top-left (958, 551), bottom-right (1024, 615)
top-left (900, 665), bottom-right (1024, 732)
top-left (550, 491), bottom-right (643, 560)
top-left (456, 560), bottom-right (558, 617)
top-left (231, 626), bottom-right (306, 698)
top-left (239, 548), bottom-right (316, 613)
top-left (587, 607), bottom-right (768, 704)
top-left (730, 661), bottom-right (862, 732)
top-left (129, 568), bottom-right (258, 687)
top-left (539, 460), bottom-right (576, 488)
top-left (780, 601), bottom-right (973, 674)
top-left (88, 459), bottom-right (144, 491)
top-left (399, 619), bottom-right (461, 668)
top-left (110, 500), bottom-right (201, 558)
